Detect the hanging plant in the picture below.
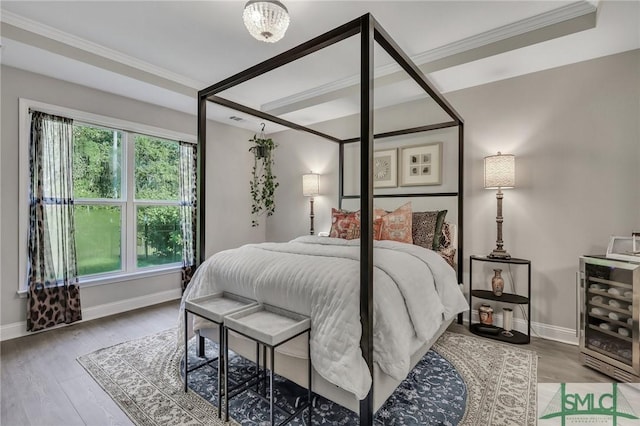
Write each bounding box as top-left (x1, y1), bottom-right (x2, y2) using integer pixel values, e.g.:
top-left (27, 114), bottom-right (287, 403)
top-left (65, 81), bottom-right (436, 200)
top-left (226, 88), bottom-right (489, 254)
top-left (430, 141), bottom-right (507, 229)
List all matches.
top-left (249, 133), bottom-right (279, 227)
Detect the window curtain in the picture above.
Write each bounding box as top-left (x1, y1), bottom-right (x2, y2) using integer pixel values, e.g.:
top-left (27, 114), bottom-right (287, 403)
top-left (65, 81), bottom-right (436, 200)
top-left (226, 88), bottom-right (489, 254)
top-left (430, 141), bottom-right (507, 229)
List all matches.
top-left (27, 111), bottom-right (82, 332)
top-left (179, 142), bottom-right (197, 291)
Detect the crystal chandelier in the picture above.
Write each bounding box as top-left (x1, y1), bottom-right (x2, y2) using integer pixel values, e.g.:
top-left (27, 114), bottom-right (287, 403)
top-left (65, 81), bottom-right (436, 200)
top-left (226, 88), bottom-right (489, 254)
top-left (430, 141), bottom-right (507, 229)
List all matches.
top-left (243, 0), bottom-right (290, 43)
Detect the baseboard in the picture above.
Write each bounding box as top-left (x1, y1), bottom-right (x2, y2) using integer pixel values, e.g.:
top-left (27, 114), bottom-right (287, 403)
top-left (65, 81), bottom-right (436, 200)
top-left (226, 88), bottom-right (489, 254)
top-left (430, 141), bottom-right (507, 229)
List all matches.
top-left (466, 310), bottom-right (578, 346)
top-left (0, 288), bottom-right (182, 342)
top-left (2, 290), bottom-right (579, 346)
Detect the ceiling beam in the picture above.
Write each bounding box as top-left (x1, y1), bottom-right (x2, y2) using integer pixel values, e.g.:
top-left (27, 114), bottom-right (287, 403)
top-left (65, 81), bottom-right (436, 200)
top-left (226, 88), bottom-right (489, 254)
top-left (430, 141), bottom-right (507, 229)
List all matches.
top-left (263, 1), bottom-right (597, 117)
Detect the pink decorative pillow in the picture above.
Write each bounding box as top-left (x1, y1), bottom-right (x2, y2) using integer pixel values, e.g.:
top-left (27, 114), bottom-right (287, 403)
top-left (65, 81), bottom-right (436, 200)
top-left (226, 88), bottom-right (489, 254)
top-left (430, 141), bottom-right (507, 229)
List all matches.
top-left (329, 208), bottom-right (361, 240)
top-left (374, 202), bottom-right (413, 244)
top-left (373, 208), bottom-right (387, 239)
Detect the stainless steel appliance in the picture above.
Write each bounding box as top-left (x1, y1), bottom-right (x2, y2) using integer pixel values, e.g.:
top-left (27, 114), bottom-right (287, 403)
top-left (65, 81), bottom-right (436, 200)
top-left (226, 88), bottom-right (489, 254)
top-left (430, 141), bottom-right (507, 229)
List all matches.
top-left (579, 256), bottom-right (639, 382)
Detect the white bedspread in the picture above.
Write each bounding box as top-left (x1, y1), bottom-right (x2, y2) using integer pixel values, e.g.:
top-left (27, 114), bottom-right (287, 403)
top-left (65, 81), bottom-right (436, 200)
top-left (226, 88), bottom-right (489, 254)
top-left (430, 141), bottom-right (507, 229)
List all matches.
top-left (179, 236), bottom-right (468, 400)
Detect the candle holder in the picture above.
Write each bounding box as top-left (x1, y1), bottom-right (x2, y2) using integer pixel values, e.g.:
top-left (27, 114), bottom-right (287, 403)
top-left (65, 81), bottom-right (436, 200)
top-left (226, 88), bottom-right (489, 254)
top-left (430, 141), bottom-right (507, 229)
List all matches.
top-left (501, 307), bottom-right (514, 337)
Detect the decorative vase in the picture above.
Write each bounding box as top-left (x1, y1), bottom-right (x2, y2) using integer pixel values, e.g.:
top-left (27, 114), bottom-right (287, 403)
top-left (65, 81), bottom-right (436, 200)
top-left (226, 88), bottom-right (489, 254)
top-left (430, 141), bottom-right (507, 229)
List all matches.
top-left (491, 269), bottom-right (504, 297)
top-left (479, 304), bottom-right (494, 325)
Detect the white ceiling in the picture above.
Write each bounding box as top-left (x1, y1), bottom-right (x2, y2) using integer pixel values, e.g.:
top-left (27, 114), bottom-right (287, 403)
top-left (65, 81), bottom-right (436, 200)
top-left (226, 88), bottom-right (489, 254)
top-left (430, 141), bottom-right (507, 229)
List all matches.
top-left (1, 1), bottom-right (638, 133)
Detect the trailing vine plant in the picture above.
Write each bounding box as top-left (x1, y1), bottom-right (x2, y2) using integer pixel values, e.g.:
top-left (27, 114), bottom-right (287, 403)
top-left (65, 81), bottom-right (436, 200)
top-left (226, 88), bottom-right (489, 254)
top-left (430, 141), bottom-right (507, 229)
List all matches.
top-left (248, 132), bottom-right (279, 227)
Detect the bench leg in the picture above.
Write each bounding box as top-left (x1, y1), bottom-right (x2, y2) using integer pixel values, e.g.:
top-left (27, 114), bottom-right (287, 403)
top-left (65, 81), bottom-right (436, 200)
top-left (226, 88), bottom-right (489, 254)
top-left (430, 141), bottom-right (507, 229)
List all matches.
top-left (308, 330), bottom-right (312, 425)
top-left (183, 310), bottom-right (188, 392)
top-left (262, 345), bottom-right (267, 398)
top-left (197, 334), bottom-right (206, 357)
top-left (255, 342), bottom-right (260, 394)
top-left (217, 325), bottom-right (223, 418)
top-left (270, 345), bottom-right (275, 426)
top-left (225, 327), bottom-right (230, 422)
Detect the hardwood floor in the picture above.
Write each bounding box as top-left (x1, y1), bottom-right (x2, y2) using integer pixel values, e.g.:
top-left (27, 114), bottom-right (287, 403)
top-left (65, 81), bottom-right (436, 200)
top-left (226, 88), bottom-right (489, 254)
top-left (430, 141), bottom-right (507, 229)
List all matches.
top-left (1, 301), bottom-right (179, 426)
top-left (1, 302), bottom-right (612, 426)
top-left (446, 323), bottom-right (612, 383)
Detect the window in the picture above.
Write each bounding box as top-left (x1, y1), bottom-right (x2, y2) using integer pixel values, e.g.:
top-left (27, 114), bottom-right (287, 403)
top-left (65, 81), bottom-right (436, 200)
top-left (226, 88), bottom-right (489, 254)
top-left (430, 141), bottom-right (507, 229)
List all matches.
top-left (73, 125), bottom-right (124, 276)
top-left (133, 134), bottom-right (182, 269)
top-left (73, 125), bottom-right (184, 277)
top-left (19, 99), bottom-right (196, 290)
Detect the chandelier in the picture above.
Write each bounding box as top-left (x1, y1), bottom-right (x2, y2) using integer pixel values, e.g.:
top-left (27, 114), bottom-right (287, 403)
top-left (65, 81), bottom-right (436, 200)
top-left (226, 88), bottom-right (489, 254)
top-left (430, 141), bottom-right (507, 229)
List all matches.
top-left (243, 0), bottom-right (290, 43)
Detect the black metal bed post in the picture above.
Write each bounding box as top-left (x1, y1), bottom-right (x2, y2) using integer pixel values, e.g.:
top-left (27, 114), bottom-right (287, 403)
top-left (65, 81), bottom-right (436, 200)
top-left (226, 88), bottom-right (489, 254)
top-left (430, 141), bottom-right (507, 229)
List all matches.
top-left (338, 142), bottom-right (345, 210)
top-left (457, 122), bottom-right (465, 324)
top-left (196, 94), bottom-right (207, 266)
top-left (359, 13), bottom-right (375, 426)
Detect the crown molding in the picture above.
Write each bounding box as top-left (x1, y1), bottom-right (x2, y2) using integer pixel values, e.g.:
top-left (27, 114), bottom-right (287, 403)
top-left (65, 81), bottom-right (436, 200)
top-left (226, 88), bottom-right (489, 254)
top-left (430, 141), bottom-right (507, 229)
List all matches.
top-left (262, 0), bottom-right (597, 113)
top-left (0, 9), bottom-right (205, 90)
top-left (411, 0), bottom-right (596, 66)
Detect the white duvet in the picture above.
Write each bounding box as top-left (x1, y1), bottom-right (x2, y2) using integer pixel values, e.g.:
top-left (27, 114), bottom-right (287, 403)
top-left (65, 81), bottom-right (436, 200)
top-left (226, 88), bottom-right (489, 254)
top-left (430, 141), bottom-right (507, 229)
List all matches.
top-left (179, 236), bottom-right (468, 400)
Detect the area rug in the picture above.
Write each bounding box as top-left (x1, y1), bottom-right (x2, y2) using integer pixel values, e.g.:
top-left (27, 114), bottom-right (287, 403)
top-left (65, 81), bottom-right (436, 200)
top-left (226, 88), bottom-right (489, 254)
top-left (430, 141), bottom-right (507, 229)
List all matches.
top-left (78, 329), bottom-right (537, 426)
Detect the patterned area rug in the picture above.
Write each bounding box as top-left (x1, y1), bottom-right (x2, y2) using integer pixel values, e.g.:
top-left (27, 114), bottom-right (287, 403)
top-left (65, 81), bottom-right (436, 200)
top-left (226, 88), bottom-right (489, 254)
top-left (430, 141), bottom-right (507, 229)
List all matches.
top-left (78, 329), bottom-right (537, 426)
top-left (185, 339), bottom-right (466, 425)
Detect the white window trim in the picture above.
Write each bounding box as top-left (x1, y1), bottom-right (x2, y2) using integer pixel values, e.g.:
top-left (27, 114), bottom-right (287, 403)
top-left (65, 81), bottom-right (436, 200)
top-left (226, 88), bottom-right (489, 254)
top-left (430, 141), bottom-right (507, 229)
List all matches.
top-left (18, 98), bottom-right (196, 294)
top-left (16, 265), bottom-right (183, 298)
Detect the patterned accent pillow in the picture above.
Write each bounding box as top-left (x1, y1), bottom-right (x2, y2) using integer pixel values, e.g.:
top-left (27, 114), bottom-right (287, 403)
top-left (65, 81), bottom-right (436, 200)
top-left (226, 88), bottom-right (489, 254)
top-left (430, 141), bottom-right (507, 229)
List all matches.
top-left (437, 223), bottom-right (457, 268)
top-left (439, 222), bottom-right (455, 249)
top-left (412, 210), bottom-right (447, 250)
top-left (372, 208), bottom-right (387, 239)
top-left (374, 202), bottom-right (413, 244)
top-left (329, 208), bottom-right (361, 240)
top-left (439, 247), bottom-right (457, 268)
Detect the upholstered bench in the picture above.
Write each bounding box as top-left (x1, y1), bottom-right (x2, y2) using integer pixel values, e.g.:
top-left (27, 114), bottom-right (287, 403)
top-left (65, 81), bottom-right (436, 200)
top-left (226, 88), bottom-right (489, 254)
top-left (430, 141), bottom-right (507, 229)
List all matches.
top-left (183, 292), bottom-right (257, 418)
top-left (223, 304), bottom-right (312, 425)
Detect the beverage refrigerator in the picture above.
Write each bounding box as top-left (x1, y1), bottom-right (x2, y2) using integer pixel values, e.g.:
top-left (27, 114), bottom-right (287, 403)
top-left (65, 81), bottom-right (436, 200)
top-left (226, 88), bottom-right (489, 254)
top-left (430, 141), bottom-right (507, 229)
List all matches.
top-left (579, 255), bottom-right (639, 382)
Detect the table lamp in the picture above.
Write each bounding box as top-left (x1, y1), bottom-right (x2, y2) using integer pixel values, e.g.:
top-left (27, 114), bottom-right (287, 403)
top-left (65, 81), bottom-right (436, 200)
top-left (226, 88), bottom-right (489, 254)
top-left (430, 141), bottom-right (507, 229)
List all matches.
top-left (302, 173), bottom-right (320, 235)
top-left (484, 152), bottom-right (515, 259)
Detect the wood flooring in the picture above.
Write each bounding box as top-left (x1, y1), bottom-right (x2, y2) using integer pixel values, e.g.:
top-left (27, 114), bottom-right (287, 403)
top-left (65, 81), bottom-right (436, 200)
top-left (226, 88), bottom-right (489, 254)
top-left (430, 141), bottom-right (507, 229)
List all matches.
top-left (1, 301), bottom-right (612, 426)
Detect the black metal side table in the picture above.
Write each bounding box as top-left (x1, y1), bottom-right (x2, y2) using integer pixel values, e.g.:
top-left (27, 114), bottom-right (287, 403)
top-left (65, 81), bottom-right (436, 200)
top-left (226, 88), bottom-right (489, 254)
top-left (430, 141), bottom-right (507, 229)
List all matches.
top-left (224, 304), bottom-right (312, 426)
top-left (183, 292), bottom-right (258, 418)
top-left (469, 255), bottom-right (531, 344)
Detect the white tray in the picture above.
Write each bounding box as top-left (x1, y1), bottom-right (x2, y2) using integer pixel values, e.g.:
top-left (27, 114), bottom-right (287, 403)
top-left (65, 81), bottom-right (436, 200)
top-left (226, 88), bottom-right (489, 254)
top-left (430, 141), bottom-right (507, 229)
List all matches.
top-left (225, 304), bottom-right (310, 347)
top-left (185, 292), bottom-right (257, 323)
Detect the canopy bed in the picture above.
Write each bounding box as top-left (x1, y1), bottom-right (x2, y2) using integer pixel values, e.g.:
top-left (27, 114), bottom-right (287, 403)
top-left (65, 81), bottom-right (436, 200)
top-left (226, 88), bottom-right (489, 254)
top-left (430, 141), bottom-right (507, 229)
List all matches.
top-left (185, 13), bottom-right (465, 425)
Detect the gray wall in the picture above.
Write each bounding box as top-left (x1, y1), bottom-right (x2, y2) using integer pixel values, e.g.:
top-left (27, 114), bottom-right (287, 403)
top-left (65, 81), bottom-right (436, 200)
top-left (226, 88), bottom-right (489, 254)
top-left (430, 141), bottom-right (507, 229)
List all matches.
top-left (264, 132), bottom-right (339, 241)
top-left (0, 65), bottom-right (264, 327)
top-left (267, 49), bottom-right (640, 332)
top-left (452, 49), bottom-right (639, 331)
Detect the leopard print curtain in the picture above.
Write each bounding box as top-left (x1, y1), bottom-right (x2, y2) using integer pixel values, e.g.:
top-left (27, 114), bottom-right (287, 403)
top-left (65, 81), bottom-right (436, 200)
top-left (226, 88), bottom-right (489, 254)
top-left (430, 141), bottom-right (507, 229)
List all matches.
top-left (27, 111), bottom-right (82, 332)
top-left (179, 142), bottom-right (197, 292)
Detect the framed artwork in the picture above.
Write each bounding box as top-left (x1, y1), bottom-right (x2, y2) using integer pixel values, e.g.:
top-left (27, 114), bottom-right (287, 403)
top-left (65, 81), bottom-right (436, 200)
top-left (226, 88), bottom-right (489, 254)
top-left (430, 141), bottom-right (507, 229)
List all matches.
top-left (400, 142), bottom-right (442, 186)
top-left (373, 148), bottom-right (397, 188)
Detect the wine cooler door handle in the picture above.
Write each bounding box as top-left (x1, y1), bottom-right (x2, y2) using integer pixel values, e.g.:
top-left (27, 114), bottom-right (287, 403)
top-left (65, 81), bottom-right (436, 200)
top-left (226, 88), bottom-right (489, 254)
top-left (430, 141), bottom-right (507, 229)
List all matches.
top-left (576, 271), bottom-right (586, 338)
top-left (576, 271), bottom-right (584, 339)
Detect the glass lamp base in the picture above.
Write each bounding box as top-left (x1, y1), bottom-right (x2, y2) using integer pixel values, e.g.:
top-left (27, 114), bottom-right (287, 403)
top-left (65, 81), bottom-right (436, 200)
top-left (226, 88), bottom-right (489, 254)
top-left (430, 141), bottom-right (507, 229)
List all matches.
top-left (501, 330), bottom-right (514, 337)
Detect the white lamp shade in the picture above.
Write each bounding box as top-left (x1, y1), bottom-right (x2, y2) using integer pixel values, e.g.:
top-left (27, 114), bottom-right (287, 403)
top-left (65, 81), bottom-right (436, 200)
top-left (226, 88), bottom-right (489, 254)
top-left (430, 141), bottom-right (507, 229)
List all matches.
top-left (484, 152), bottom-right (515, 189)
top-left (302, 173), bottom-right (320, 196)
top-left (243, 1), bottom-right (290, 43)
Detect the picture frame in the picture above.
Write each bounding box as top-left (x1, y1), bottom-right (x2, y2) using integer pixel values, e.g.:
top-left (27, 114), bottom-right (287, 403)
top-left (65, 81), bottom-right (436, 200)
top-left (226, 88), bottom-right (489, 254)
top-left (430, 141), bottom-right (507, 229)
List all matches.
top-left (399, 142), bottom-right (442, 186)
top-left (373, 148), bottom-right (397, 188)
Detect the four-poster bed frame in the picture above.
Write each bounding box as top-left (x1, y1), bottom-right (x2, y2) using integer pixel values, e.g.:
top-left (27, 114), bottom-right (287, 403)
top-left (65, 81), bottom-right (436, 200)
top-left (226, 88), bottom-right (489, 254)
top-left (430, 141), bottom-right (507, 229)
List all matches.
top-left (196, 13), bottom-right (464, 425)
